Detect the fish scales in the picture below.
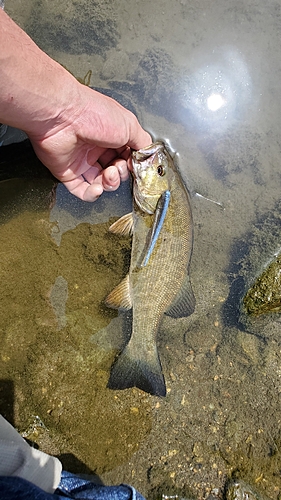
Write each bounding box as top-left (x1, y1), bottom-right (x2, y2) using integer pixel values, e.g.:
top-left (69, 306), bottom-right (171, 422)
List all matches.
top-left (131, 185), bottom-right (192, 332)
top-left (106, 142), bottom-right (195, 396)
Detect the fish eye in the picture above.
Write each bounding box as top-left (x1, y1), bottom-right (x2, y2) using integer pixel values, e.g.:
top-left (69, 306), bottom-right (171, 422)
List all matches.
top-left (157, 165), bottom-right (165, 176)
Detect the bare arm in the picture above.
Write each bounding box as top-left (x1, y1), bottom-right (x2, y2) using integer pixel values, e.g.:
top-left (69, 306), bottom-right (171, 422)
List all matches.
top-left (0, 9), bottom-right (151, 200)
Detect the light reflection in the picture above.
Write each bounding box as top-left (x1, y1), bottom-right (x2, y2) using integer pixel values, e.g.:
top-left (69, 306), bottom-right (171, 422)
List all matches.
top-left (207, 93), bottom-right (226, 112)
top-left (182, 48), bottom-right (251, 133)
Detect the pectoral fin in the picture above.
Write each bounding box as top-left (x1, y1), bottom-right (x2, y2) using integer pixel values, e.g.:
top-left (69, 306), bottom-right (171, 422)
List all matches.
top-left (165, 274), bottom-right (196, 318)
top-left (140, 190), bottom-right (171, 267)
top-left (109, 213), bottom-right (134, 236)
top-left (105, 274), bottom-right (132, 310)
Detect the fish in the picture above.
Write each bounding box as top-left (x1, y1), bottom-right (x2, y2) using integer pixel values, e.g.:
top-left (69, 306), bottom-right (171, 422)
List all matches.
top-left (105, 141), bottom-right (195, 397)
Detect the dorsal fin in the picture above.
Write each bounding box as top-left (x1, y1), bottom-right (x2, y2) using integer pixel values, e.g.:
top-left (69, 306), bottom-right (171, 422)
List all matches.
top-left (109, 213), bottom-right (134, 236)
top-left (105, 274), bottom-right (132, 310)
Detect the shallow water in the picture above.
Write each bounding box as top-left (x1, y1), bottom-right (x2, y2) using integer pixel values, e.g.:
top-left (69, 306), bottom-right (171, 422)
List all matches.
top-left (2, 0), bottom-right (281, 498)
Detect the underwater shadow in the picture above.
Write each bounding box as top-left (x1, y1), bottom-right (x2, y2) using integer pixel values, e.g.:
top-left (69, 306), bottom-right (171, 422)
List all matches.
top-left (57, 453), bottom-right (103, 483)
top-left (222, 235), bottom-right (249, 329)
top-left (0, 379), bottom-right (14, 426)
top-left (0, 140), bottom-right (55, 182)
top-left (0, 379), bottom-right (102, 481)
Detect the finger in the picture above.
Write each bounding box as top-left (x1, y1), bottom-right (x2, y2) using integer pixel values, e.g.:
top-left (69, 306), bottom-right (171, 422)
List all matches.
top-left (118, 145), bottom-right (131, 160)
top-left (82, 163), bottom-right (102, 184)
top-left (102, 165), bottom-right (121, 191)
top-left (96, 149), bottom-right (120, 168)
top-left (112, 158), bottom-right (130, 182)
top-left (127, 120), bottom-right (152, 151)
top-left (87, 146), bottom-right (107, 167)
top-left (92, 145), bottom-right (129, 169)
top-left (63, 176), bottom-right (103, 202)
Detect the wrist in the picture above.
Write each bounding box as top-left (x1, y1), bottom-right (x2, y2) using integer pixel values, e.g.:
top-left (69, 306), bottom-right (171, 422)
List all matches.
top-left (26, 67), bottom-right (83, 141)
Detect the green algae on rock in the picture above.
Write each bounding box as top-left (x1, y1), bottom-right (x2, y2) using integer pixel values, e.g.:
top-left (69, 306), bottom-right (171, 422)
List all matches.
top-left (243, 254), bottom-right (281, 315)
top-left (228, 198), bottom-right (281, 338)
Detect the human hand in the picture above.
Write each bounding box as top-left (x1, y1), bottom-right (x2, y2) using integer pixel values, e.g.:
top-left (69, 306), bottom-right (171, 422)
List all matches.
top-left (29, 84), bottom-right (151, 201)
top-left (0, 9), bottom-right (151, 200)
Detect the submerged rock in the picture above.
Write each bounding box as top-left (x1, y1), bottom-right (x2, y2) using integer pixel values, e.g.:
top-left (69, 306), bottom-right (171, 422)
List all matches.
top-left (226, 480), bottom-right (270, 500)
top-left (225, 199), bottom-right (281, 337)
top-left (243, 253), bottom-right (281, 315)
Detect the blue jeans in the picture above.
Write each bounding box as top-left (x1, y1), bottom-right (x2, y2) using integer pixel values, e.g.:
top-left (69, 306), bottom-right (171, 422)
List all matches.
top-left (0, 472), bottom-right (146, 500)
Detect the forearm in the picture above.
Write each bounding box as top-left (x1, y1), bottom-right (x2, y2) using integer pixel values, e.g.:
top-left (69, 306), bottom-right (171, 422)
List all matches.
top-left (0, 9), bottom-right (79, 137)
top-left (0, 10), bottom-right (151, 201)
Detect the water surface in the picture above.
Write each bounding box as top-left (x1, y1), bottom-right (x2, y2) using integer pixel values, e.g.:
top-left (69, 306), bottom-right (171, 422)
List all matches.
top-left (2, 1), bottom-right (281, 498)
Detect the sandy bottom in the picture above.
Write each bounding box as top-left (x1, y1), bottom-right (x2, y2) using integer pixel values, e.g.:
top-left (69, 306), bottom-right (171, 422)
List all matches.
top-left (2, 0), bottom-right (281, 498)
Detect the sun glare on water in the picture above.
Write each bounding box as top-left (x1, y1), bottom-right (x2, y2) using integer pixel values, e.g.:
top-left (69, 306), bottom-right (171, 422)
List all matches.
top-left (207, 93), bottom-right (226, 112)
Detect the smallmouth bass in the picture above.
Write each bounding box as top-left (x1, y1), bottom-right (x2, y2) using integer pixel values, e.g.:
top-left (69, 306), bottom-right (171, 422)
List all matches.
top-left (105, 142), bottom-right (195, 396)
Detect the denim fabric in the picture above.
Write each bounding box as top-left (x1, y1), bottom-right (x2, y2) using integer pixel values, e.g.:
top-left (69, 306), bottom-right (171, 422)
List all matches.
top-left (0, 476), bottom-right (60, 500)
top-left (56, 471), bottom-right (146, 500)
top-left (0, 474), bottom-right (146, 500)
top-left (0, 124), bottom-right (27, 146)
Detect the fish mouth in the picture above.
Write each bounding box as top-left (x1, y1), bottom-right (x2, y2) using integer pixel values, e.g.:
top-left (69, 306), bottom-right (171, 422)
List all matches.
top-left (133, 181), bottom-right (155, 214)
top-left (131, 155), bottom-right (151, 181)
top-left (132, 142), bottom-right (164, 162)
top-left (131, 155), bottom-right (156, 214)
top-left (131, 142), bottom-right (169, 214)
top-left (131, 161), bottom-right (145, 181)
top-left (131, 142), bottom-right (164, 179)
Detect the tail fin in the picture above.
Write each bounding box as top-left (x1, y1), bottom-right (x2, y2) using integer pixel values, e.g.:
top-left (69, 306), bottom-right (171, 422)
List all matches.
top-left (107, 344), bottom-right (166, 397)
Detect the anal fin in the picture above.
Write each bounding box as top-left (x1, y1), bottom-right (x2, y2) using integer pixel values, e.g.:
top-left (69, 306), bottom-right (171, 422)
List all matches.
top-left (105, 274), bottom-right (132, 310)
top-left (165, 274), bottom-right (196, 318)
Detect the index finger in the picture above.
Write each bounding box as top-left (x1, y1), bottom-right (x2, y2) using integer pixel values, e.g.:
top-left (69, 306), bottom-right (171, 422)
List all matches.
top-left (126, 114), bottom-right (152, 151)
